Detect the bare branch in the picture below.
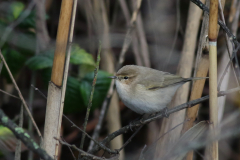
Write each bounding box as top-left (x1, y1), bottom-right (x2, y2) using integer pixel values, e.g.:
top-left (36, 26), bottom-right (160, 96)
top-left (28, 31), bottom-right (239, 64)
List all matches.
top-left (89, 87), bottom-right (240, 154)
top-left (0, 89), bottom-right (20, 100)
top-left (55, 137), bottom-right (119, 160)
top-left (62, 114), bottom-right (117, 154)
top-left (14, 104), bottom-right (24, 160)
top-left (0, 109), bottom-right (53, 160)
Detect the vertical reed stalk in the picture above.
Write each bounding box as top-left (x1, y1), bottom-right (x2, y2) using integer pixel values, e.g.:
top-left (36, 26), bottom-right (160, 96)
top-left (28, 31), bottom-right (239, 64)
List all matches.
top-left (208, 0), bottom-right (219, 159)
top-left (43, 0), bottom-right (73, 158)
top-left (181, 54), bottom-right (209, 160)
top-left (54, 0), bottom-right (78, 158)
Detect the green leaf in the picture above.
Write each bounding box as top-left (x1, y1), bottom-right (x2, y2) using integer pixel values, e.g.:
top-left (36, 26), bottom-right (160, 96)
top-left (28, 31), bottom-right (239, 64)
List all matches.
top-left (25, 51), bottom-right (54, 70)
top-left (80, 70), bottom-right (112, 110)
top-left (70, 45), bottom-right (95, 66)
top-left (0, 126), bottom-right (14, 137)
top-left (64, 76), bottom-right (85, 113)
top-left (18, 11), bottom-right (36, 28)
top-left (0, 125), bottom-right (27, 153)
top-left (10, 2), bottom-right (25, 19)
top-left (26, 45), bottom-right (95, 72)
top-left (37, 68), bottom-right (111, 113)
top-left (70, 45), bottom-right (96, 79)
top-left (40, 68), bottom-right (52, 86)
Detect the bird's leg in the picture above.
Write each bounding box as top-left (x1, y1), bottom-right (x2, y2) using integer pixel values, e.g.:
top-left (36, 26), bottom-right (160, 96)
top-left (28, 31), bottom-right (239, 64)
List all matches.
top-left (129, 114), bottom-right (145, 131)
top-left (163, 107), bottom-right (169, 118)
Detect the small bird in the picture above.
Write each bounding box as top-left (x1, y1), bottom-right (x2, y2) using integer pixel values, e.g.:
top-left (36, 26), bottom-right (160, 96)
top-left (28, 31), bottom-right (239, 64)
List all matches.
top-left (109, 65), bottom-right (207, 115)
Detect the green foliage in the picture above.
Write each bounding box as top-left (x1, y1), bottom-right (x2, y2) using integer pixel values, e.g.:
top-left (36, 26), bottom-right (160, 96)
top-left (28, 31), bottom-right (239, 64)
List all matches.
top-left (64, 70), bottom-right (111, 113)
top-left (0, 2), bottom-right (23, 23)
top-left (25, 50), bottom-right (54, 70)
top-left (18, 11), bottom-right (36, 29)
top-left (80, 71), bottom-right (111, 110)
top-left (0, 125), bottom-right (14, 137)
top-left (26, 46), bottom-right (95, 71)
top-left (26, 45), bottom-right (112, 113)
top-left (1, 48), bottom-right (26, 82)
top-left (70, 45), bottom-right (96, 78)
top-left (0, 1), bottom-right (37, 82)
top-left (0, 1), bottom-right (36, 28)
top-left (70, 45), bottom-right (95, 66)
top-left (11, 2), bottom-right (24, 19)
top-left (64, 76), bottom-right (83, 113)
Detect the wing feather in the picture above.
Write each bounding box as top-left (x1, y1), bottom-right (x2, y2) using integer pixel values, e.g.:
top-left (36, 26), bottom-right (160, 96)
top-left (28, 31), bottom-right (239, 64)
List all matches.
top-left (138, 71), bottom-right (185, 90)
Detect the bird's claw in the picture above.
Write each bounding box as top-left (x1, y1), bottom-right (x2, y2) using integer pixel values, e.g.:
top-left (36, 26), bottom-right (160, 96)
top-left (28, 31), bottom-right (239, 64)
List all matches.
top-left (129, 121), bottom-right (135, 131)
top-left (164, 107), bottom-right (169, 118)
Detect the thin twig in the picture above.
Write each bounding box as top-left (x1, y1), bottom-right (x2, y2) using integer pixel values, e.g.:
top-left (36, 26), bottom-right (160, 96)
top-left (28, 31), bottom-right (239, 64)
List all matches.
top-left (62, 114), bottom-right (117, 154)
top-left (118, 125), bottom-right (143, 152)
top-left (139, 144), bottom-right (147, 160)
top-left (0, 50), bottom-right (42, 138)
top-left (31, 85), bottom-right (47, 99)
top-left (0, 109), bottom-right (53, 160)
top-left (55, 138), bottom-right (116, 160)
top-left (87, 81), bottom-right (114, 151)
top-left (89, 87), bottom-right (240, 154)
top-left (190, 0), bottom-right (240, 47)
top-left (14, 104), bottom-right (24, 160)
top-left (217, 0), bottom-right (240, 90)
top-left (80, 42), bottom-right (102, 150)
top-left (28, 73), bottom-right (36, 160)
top-left (0, 89), bottom-right (20, 100)
top-left (61, 136), bottom-right (76, 160)
top-left (218, 44), bottom-right (239, 90)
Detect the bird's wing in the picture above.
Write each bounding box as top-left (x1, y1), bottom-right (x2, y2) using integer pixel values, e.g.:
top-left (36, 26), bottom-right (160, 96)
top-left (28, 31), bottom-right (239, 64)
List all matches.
top-left (138, 72), bottom-right (185, 90)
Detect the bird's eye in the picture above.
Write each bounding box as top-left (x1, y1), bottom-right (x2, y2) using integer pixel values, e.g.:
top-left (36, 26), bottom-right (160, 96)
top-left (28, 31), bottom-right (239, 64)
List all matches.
top-left (124, 76), bottom-right (128, 80)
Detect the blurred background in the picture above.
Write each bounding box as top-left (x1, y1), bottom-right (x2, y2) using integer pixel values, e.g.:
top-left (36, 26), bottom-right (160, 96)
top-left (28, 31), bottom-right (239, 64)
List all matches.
top-left (0, 0), bottom-right (240, 160)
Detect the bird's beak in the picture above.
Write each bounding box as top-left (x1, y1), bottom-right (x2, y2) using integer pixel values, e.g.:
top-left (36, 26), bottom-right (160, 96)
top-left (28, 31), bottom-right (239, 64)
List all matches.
top-left (108, 76), bottom-right (117, 79)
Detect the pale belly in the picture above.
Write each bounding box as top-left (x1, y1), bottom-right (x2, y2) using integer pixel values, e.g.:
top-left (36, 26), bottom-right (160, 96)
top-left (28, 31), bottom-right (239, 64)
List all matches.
top-left (116, 81), bottom-right (183, 114)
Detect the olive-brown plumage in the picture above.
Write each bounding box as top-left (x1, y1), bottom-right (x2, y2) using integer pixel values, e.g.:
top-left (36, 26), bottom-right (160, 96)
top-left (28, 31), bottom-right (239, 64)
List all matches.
top-left (110, 65), bottom-right (207, 114)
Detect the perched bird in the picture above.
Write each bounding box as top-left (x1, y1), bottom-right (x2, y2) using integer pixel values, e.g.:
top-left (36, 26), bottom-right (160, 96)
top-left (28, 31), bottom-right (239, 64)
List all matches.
top-left (109, 65), bottom-right (207, 115)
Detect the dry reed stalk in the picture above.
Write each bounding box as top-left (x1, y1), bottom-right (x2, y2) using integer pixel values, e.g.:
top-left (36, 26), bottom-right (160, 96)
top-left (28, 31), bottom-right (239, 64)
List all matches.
top-left (54, 0), bottom-right (78, 158)
top-left (43, 0), bottom-right (73, 158)
top-left (207, 0), bottom-right (219, 159)
top-left (181, 55), bottom-right (209, 160)
top-left (154, 2), bottom-right (204, 158)
top-left (180, 1), bottom-right (210, 158)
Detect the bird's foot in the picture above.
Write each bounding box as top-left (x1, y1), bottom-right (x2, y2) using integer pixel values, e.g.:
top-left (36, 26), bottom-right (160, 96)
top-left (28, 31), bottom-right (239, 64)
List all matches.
top-left (129, 114), bottom-right (144, 131)
top-left (163, 107), bottom-right (169, 118)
